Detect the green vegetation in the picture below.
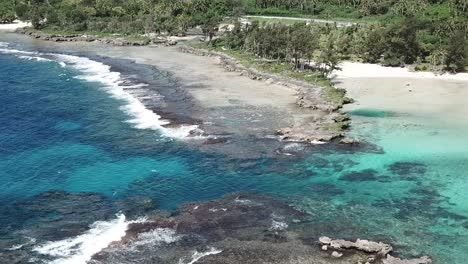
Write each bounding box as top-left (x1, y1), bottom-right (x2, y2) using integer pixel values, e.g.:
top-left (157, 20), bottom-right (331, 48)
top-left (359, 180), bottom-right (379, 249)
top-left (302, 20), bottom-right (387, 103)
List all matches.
top-left (0, 0), bottom-right (466, 72)
top-left (0, 0), bottom-right (15, 23)
top-left (192, 40), bottom-right (348, 105)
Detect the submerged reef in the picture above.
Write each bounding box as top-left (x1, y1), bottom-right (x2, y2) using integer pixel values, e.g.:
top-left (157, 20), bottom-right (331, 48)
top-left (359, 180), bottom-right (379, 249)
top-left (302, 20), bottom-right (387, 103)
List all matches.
top-left (91, 193), bottom-right (431, 264)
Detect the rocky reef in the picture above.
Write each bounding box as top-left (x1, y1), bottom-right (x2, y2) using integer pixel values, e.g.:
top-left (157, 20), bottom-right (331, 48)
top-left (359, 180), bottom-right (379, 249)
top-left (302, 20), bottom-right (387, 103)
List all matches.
top-left (91, 193), bottom-right (431, 264)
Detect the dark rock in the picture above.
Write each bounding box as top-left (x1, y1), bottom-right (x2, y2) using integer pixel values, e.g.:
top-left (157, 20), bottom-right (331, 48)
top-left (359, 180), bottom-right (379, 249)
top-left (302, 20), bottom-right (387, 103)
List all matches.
top-left (388, 162), bottom-right (427, 176)
top-left (340, 169), bottom-right (379, 182)
top-left (308, 183), bottom-right (345, 196)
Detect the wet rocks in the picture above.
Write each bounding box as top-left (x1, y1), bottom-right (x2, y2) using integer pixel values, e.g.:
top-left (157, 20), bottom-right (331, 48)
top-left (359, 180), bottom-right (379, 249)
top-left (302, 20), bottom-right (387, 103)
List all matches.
top-left (319, 236), bottom-right (431, 264)
top-left (340, 137), bottom-right (360, 145)
top-left (89, 193), bottom-right (434, 264)
top-left (319, 236), bottom-right (392, 256)
top-left (383, 255), bottom-right (432, 264)
top-left (276, 127), bottom-right (340, 144)
top-left (12, 190), bottom-right (114, 240)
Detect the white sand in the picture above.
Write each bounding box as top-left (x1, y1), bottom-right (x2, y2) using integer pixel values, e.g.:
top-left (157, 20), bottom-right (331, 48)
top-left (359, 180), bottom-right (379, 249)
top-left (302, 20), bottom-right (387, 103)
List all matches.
top-left (333, 61), bottom-right (468, 81)
top-left (333, 61), bottom-right (468, 126)
top-left (0, 20), bottom-right (31, 32)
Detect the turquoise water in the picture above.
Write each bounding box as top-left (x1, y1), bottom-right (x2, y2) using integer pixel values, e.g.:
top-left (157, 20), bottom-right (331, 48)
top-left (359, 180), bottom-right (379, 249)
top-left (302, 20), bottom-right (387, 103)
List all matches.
top-left (1, 41), bottom-right (468, 263)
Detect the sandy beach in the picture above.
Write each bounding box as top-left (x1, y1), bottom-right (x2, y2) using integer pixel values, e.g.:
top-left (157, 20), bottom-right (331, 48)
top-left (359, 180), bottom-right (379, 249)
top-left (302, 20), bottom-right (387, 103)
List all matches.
top-left (0, 21), bottom-right (31, 32)
top-left (333, 62), bottom-right (468, 126)
top-left (2, 31), bottom-right (468, 152)
top-left (1, 33), bottom-right (342, 157)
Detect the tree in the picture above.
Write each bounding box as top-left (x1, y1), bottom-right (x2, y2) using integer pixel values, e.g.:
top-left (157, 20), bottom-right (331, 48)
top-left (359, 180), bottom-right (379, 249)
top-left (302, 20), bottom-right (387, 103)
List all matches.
top-left (288, 23), bottom-right (318, 69)
top-left (444, 29), bottom-right (467, 72)
top-left (317, 35), bottom-right (341, 75)
top-left (382, 16), bottom-right (420, 66)
top-left (0, 0), bottom-right (16, 23)
top-left (361, 25), bottom-right (385, 63)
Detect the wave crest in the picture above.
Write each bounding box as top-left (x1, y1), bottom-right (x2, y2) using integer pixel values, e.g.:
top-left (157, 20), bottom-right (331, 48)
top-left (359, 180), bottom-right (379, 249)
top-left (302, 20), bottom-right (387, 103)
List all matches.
top-left (33, 214), bottom-right (130, 264)
top-left (0, 43), bottom-right (201, 139)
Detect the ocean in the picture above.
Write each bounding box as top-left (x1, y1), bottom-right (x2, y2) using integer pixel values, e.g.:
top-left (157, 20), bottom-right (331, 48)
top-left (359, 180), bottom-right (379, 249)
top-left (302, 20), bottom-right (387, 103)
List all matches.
top-left (1, 37), bottom-right (468, 264)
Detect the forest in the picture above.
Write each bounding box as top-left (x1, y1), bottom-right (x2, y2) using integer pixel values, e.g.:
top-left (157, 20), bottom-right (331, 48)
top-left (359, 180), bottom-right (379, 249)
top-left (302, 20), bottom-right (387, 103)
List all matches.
top-left (0, 0), bottom-right (466, 72)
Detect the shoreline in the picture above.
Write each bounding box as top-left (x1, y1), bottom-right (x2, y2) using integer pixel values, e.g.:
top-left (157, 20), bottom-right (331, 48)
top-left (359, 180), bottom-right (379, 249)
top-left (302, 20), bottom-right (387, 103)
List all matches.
top-left (11, 27), bottom-right (468, 147)
top-left (0, 32), bottom-right (356, 159)
top-left (2, 31), bottom-right (461, 264)
top-left (7, 30), bottom-right (348, 144)
top-left (333, 63), bottom-right (468, 128)
top-left (5, 29), bottom-right (468, 150)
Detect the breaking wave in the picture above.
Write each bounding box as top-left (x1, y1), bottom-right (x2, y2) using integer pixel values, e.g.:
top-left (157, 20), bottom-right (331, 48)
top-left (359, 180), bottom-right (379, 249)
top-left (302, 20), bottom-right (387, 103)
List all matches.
top-left (33, 214), bottom-right (129, 264)
top-left (0, 42), bottom-right (200, 139)
top-left (32, 214), bottom-right (150, 264)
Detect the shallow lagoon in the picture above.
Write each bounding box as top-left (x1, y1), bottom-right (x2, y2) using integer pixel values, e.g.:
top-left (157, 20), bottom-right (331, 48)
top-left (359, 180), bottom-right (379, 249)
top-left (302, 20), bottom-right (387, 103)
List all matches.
top-left (1, 39), bottom-right (467, 263)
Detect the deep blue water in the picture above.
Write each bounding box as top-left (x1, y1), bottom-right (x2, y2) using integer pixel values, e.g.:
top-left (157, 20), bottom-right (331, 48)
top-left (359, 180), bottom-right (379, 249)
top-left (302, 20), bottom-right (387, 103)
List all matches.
top-left (1, 40), bottom-right (468, 263)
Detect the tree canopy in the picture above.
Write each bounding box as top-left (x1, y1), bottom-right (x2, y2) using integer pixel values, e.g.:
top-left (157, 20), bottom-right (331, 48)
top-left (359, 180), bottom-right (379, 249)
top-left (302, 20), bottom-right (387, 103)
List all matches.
top-left (0, 0), bottom-right (466, 72)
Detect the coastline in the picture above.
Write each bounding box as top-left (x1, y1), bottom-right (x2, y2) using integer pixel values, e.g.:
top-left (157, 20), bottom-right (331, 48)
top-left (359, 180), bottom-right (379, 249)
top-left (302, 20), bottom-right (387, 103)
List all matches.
top-left (3, 30), bottom-right (468, 263)
top-left (332, 62), bottom-right (468, 128)
top-left (11, 28), bottom-right (351, 145)
top-left (11, 27), bottom-right (468, 147)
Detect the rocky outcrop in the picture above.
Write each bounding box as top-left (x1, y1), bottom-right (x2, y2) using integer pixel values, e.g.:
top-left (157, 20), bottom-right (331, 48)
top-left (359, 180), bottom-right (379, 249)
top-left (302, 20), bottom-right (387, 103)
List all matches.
top-left (319, 236), bottom-right (393, 256)
top-left (88, 194), bottom-right (433, 264)
top-left (320, 236), bottom-right (431, 264)
top-left (178, 45), bottom-right (350, 144)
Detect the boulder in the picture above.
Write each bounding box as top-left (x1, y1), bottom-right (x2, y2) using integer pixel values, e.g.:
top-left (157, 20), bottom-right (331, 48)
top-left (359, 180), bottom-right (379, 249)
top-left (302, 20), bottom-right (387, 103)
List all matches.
top-left (319, 236), bottom-right (392, 256)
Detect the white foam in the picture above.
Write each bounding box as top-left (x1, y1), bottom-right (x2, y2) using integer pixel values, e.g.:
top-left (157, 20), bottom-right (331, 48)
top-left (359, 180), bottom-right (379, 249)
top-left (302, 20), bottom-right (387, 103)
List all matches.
top-left (333, 61), bottom-right (468, 81)
top-left (18, 55), bottom-right (53, 62)
top-left (0, 44), bottom-right (201, 139)
top-left (132, 228), bottom-right (181, 247)
top-left (270, 220), bottom-right (288, 230)
top-left (180, 247), bottom-right (223, 264)
top-left (7, 237), bottom-right (37, 251)
top-left (0, 47), bottom-right (37, 55)
top-left (208, 208), bottom-right (228, 212)
top-left (310, 140), bottom-right (328, 145)
top-left (54, 54), bottom-right (200, 139)
top-left (33, 214), bottom-right (134, 264)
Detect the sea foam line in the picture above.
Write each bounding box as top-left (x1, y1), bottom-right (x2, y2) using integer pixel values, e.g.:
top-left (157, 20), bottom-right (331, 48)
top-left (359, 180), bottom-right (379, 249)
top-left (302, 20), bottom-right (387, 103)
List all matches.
top-left (54, 54), bottom-right (200, 139)
top-left (180, 247), bottom-right (223, 264)
top-left (0, 43), bottom-right (201, 139)
top-left (33, 214), bottom-right (130, 264)
top-left (32, 214), bottom-right (150, 264)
